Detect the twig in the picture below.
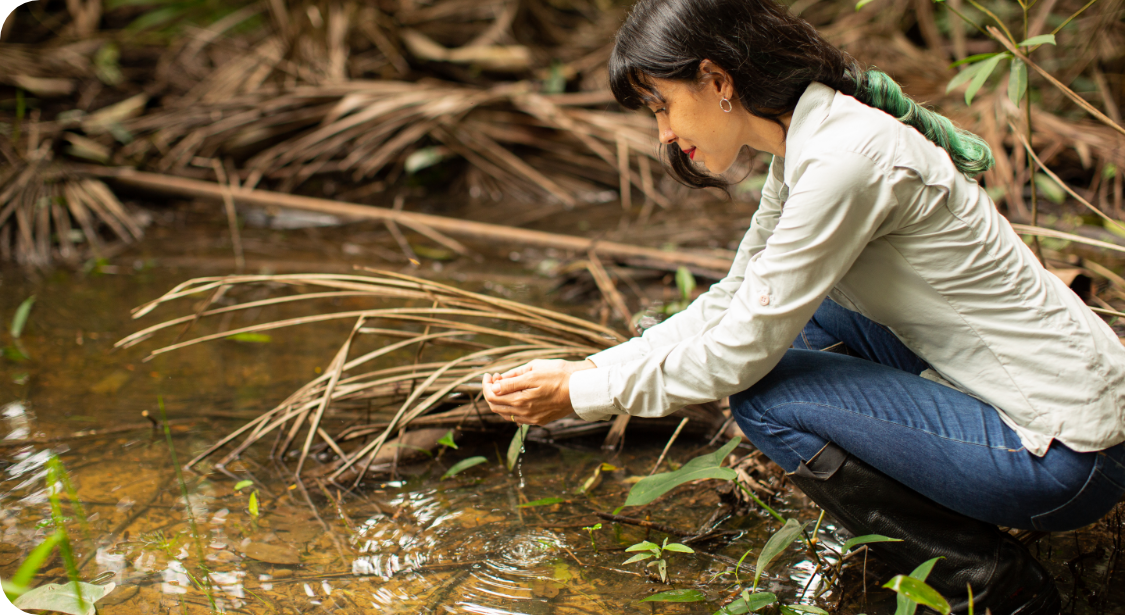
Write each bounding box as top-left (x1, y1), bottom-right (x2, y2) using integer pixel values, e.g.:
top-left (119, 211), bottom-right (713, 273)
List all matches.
top-left (648, 417), bottom-right (689, 476)
top-left (98, 168), bottom-right (735, 272)
top-left (991, 28), bottom-right (1125, 138)
top-left (0, 419), bottom-right (195, 448)
top-left (1007, 123), bottom-right (1125, 238)
top-left (211, 159), bottom-right (245, 271)
top-left (594, 512), bottom-right (692, 537)
top-left (292, 478), bottom-right (348, 562)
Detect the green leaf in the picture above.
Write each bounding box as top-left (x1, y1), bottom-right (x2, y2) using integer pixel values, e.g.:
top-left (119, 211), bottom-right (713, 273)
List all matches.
top-left (405, 146), bottom-right (447, 174)
top-left (519, 497), bottom-right (565, 508)
top-left (855, 0), bottom-right (876, 10)
top-left (10, 296), bottom-right (35, 339)
top-left (1017, 34), bottom-right (1056, 47)
top-left (782, 606), bottom-right (830, 615)
top-left (13, 531), bottom-right (63, 587)
top-left (841, 534), bottom-right (902, 554)
top-left (248, 491), bottom-right (259, 518)
top-left (507, 424), bottom-right (529, 471)
top-left (641, 588), bottom-right (706, 602)
top-left (14, 581), bottom-right (115, 615)
top-left (754, 518), bottom-right (804, 590)
top-left (885, 575), bottom-right (951, 615)
top-left (227, 332), bottom-right (272, 343)
top-left (1104, 163), bottom-right (1117, 180)
top-left (623, 552), bottom-right (654, 564)
top-left (233, 480), bottom-right (253, 492)
top-left (675, 266), bottom-right (696, 302)
top-left (948, 52), bottom-right (1000, 69)
top-left (626, 541), bottom-right (659, 552)
top-left (715, 592), bottom-right (778, 614)
top-left (582, 523), bottom-right (602, 531)
top-left (442, 456), bottom-right (488, 479)
top-left (438, 430), bottom-right (458, 449)
top-left (1008, 59), bottom-right (1027, 105)
top-left (946, 60), bottom-right (992, 93)
top-left (1035, 173), bottom-right (1067, 204)
top-left (895, 558), bottom-right (944, 615)
top-left (624, 438), bottom-right (740, 507)
top-left (964, 54), bottom-right (1005, 104)
top-left (662, 542), bottom-right (695, 554)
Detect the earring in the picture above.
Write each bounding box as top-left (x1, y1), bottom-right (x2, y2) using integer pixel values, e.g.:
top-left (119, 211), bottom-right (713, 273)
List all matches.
top-left (719, 97), bottom-right (733, 113)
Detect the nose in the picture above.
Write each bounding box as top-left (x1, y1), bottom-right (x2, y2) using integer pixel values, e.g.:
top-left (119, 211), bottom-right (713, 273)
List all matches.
top-left (657, 116), bottom-right (675, 145)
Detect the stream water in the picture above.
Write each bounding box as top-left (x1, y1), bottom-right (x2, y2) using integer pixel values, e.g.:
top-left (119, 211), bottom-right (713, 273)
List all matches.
top-left (1, 211), bottom-right (1122, 614)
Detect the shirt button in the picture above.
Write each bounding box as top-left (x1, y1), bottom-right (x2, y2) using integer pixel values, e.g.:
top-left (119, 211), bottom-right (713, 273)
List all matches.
top-left (759, 295), bottom-right (770, 306)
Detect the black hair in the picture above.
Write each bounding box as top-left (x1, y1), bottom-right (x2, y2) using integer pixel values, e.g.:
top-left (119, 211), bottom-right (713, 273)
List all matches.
top-left (609, 0), bottom-right (994, 188)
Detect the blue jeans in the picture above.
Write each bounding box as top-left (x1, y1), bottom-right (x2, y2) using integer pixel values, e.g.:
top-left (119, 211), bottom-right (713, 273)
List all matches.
top-left (731, 299), bottom-right (1125, 531)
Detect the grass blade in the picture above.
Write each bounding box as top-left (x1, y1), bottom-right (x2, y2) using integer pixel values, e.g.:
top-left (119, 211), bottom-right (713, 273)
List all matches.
top-left (442, 456), bottom-right (487, 479)
top-left (10, 296), bottom-right (34, 339)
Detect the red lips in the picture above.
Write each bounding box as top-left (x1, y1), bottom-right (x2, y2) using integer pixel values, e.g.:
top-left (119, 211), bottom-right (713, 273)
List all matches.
top-left (684, 147), bottom-right (696, 160)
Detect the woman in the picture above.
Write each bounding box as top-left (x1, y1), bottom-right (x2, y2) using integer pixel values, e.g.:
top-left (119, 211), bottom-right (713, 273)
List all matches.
top-left (482, 0), bottom-right (1125, 612)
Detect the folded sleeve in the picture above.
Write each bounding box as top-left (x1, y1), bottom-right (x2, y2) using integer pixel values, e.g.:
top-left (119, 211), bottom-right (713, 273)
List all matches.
top-left (572, 151), bottom-right (899, 420)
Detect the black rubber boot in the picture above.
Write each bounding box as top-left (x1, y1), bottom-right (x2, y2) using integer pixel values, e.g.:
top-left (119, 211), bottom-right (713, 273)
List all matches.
top-left (787, 443), bottom-right (1061, 615)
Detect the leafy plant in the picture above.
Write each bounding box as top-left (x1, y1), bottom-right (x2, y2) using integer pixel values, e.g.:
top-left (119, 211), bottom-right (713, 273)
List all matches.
top-left (641, 588), bottom-right (706, 603)
top-left (750, 518), bottom-right (804, 590)
top-left (582, 523), bottom-right (602, 553)
top-left (887, 557), bottom-right (949, 615)
top-left (438, 430), bottom-right (458, 449)
top-left (623, 537), bottom-right (694, 583)
top-left (623, 437), bottom-right (740, 507)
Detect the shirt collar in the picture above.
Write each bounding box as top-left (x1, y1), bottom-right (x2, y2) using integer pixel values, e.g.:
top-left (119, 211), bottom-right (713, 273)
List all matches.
top-left (781, 82), bottom-right (836, 186)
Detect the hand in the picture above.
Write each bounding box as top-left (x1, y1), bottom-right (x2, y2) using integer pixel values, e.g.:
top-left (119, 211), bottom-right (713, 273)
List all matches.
top-left (482, 359), bottom-right (596, 425)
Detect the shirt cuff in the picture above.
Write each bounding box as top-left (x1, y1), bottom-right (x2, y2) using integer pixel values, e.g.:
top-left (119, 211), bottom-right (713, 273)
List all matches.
top-left (587, 339), bottom-right (648, 367)
top-left (569, 368), bottom-right (621, 422)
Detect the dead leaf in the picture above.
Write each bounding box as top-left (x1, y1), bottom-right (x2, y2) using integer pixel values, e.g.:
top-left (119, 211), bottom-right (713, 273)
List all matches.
top-left (242, 542), bottom-right (301, 565)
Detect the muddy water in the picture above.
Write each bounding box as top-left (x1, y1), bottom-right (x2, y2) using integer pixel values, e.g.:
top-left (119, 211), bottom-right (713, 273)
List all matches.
top-left (1, 214), bottom-right (1123, 615)
top-left (0, 245), bottom-right (822, 615)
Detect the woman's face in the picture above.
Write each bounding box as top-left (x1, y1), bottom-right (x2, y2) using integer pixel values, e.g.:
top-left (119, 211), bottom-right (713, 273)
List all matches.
top-left (644, 71), bottom-right (788, 172)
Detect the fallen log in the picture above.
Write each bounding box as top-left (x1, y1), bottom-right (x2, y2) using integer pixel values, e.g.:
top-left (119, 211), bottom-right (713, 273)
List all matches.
top-left (95, 167), bottom-right (734, 275)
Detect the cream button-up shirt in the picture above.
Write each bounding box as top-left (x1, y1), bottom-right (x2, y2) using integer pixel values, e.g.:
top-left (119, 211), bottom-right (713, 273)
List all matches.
top-left (568, 82), bottom-right (1125, 456)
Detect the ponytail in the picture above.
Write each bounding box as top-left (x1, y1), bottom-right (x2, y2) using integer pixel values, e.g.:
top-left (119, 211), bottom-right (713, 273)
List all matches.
top-left (851, 69), bottom-right (994, 177)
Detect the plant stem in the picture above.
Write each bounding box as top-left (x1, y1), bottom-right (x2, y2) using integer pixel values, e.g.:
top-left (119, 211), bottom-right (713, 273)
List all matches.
top-left (159, 397), bottom-right (218, 612)
top-left (1052, 0), bottom-right (1099, 35)
top-left (939, 2), bottom-right (990, 38)
top-left (965, 0), bottom-right (1017, 42)
top-left (45, 460), bottom-right (86, 614)
top-left (736, 482), bottom-right (784, 523)
top-left (1025, 56), bottom-right (1045, 265)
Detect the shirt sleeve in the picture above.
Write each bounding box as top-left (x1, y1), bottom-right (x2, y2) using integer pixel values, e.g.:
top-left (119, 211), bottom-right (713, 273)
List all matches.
top-left (584, 156), bottom-right (788, 370)
top-left (570, 151), bottom-right (899, 421)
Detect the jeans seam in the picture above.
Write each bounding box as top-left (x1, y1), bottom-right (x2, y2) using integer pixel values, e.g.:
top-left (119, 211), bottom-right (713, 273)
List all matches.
top-left (758, 401), bottom-right (1022, 451)
top-left (761, 408), bottom-right (817, 468)
top-left (1031, 463), bottom-right (1104, 531)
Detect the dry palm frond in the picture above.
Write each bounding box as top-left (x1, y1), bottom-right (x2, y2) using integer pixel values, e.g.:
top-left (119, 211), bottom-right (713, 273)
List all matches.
top-left (118, 270), bottom-right (630, 483)
top-left (0, 39), bottom-right (102, 98)
top-left (123, 80), bottom-right (668, 206)
top-left (0, 143), bottom-right (145, 269)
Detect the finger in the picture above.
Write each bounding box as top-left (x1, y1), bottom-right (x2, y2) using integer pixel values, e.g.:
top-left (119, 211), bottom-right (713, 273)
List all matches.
top-left (500, 364), bottom-right (534, 379)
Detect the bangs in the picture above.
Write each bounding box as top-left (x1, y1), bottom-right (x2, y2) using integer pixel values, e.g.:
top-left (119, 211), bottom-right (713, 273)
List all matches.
top-left (608, 51), bottom-right (661, 110)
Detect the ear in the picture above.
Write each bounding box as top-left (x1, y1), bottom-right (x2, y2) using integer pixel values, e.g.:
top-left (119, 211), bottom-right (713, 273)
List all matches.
top-left (697, 59), bottom-right (735, 100)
